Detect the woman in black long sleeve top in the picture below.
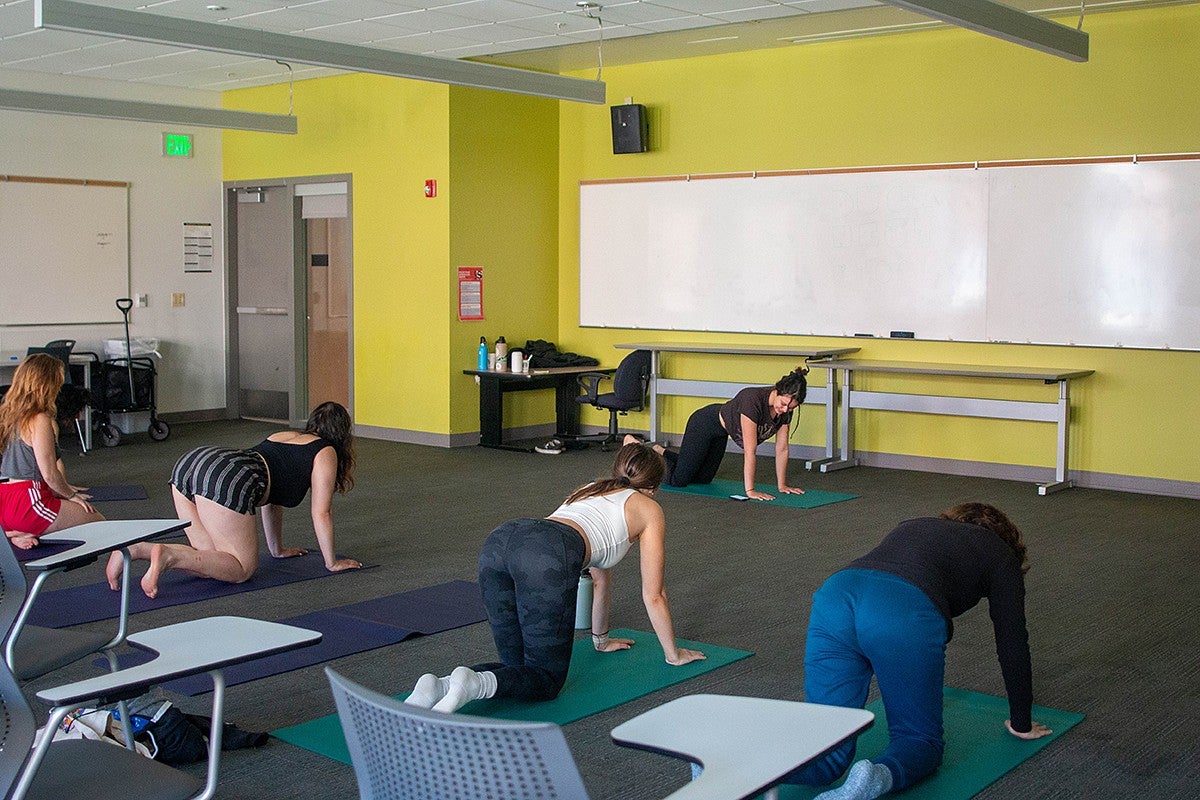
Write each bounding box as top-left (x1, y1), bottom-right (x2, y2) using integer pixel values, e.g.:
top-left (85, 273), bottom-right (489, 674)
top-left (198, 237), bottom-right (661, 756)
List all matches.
top-left (792, 503), bottom-right (1051, 800)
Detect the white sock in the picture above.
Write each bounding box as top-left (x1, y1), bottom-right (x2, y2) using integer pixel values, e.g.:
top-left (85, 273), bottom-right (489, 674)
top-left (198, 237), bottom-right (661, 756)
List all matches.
top-left (431, 666), bottom-right (497, 713)
top-left (404, 673), bottom-right (449, 708)
top-left (813, 760), bottom-right (893, 800)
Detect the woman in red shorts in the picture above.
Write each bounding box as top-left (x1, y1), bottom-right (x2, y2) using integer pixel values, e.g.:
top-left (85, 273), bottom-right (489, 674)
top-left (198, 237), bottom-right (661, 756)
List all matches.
top-left (0, 353), bottom-right (103, 549)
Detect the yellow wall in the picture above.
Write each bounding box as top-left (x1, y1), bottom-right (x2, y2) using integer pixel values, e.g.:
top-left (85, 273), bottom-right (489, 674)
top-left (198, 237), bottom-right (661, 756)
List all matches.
top-left (223, 75), bottom-right (559, 437)
top-left (448, 87), bottom-right (560, 434)
top-left (556, 5), bottom-right (1200, 485)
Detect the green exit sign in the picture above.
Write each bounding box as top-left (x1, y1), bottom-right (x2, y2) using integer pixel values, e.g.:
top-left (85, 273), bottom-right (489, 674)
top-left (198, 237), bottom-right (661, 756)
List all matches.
top-left (163, 133), bottom-right (194, 158)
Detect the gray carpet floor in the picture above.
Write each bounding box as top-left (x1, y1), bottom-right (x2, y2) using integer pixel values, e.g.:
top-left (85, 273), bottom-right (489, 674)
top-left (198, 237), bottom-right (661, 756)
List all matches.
top-left (21, 419), bottom-right (1200, 799)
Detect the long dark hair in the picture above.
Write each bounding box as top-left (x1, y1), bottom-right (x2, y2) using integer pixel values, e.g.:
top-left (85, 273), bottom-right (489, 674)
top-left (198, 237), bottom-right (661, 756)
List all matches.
top-left (566, 441), bottom-right (665, 504)
top-left (774, 367), bottom-right (808, 403)
top-left (304, 401), bottom-right (355, 493)
top-left (940, 502), bottom-right (1029, 572)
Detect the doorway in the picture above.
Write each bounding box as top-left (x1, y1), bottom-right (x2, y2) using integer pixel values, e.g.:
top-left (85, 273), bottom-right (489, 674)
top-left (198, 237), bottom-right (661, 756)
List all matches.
top-left (226, 177), bottom-right (352, 425)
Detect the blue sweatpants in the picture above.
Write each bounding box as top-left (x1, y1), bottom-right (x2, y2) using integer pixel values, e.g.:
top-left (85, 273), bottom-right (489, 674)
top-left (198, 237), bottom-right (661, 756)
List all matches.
top-left (790, 569), bottom-right (949, 791)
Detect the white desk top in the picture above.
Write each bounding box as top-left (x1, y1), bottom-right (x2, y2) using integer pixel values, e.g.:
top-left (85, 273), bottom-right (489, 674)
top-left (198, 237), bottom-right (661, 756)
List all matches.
top-left (611, 694), bottom-right (874, 800)
top-left (24, 519), bottom-right (190, 571)
top-left (806, 358), bottom-right (1094, 382)
top-left (616, 342), bottom-right (859, 359)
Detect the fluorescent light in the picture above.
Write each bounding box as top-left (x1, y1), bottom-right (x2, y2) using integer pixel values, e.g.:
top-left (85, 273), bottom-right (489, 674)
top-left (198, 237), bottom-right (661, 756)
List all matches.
top-left (881, 0), bottom-right (1088, 61)
top-left (0, 88), bottom-right (298, 133)
top-left (35, 0), bottom-right (607, 104)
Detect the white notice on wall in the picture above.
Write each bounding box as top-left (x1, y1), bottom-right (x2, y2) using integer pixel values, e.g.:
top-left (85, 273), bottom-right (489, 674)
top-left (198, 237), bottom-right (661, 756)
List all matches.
top-left (184, 222), bottom-right (213, 273)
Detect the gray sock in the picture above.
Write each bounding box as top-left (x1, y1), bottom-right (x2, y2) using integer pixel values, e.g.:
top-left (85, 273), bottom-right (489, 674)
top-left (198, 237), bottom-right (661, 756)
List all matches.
top-left (813, 760), bottom-right (893, 800)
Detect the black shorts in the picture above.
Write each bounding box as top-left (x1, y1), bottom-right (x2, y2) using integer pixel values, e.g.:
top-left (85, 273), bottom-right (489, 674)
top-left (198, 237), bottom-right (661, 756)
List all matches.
top-left (170, 447), bottom-right (268, 515)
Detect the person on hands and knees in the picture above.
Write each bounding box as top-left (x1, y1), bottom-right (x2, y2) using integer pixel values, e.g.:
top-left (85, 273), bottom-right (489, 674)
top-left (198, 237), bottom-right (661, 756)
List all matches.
top-left (406, 436), bottom-right (704, 713)
top-left (106, 401), bottom-right (362, 598)
top-left (786, 503), bottom-right (1051, 800)
top-left (652, 367), bottom-right (808, 501)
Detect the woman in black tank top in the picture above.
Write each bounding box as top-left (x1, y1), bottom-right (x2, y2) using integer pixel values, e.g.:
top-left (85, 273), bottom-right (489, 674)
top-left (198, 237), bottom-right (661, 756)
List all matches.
top-left (106, 401), bottom-right (362, 599)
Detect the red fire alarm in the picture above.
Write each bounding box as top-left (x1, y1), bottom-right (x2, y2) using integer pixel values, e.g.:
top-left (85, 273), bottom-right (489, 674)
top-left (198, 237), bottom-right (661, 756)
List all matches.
top-left (424, 179), bottom-right (437, 198)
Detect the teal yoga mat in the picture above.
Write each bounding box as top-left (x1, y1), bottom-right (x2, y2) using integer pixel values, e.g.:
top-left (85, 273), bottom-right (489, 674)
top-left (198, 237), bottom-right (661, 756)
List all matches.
top-left (272, 628), bottom-right (753, 765)
top-left (771, 687), bottom-right (1084, 799)
top-left (661, 478), bottom-right (857, 509)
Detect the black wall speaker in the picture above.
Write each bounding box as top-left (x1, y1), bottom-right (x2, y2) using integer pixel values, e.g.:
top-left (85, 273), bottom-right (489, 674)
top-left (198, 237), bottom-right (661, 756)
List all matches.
top-left (611, 104), bottom-right (649, 154)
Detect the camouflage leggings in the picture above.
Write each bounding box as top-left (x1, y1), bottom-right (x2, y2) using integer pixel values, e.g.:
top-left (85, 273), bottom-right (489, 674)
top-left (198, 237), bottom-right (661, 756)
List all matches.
top-left (475, 518), bottom-right (587, 701)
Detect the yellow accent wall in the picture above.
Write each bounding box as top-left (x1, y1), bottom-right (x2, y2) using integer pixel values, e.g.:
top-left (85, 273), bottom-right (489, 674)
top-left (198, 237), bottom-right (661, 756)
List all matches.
top-left (223, 74), bottom-right (558, 437)
top-left (556, 5), bottom-right (1200, 485)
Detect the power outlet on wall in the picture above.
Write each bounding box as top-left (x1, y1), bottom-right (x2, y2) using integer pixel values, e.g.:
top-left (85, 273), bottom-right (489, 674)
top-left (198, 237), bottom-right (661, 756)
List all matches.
top-left (172, 292), bottom-right (186, 308)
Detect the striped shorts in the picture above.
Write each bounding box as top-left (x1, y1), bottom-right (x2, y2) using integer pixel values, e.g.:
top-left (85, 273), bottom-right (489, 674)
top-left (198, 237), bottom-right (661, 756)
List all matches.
top-left (170, 447), bottom-right (268, 515)
top-left (0, 479), bottom-right (60, 535)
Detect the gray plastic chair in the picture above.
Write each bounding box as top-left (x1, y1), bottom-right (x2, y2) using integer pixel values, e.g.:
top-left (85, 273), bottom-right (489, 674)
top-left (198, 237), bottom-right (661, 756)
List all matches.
top-left (326, 667), bottom-right (590, 800)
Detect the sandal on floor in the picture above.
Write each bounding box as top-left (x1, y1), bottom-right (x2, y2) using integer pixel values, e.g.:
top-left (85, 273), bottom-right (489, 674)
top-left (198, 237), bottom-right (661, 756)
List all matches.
top-left (535, 437), bottom-right (565, 455)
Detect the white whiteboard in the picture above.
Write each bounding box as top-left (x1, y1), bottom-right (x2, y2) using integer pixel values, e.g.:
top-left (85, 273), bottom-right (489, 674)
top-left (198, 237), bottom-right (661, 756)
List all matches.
top-left (580, 158), bottom-right (1200, 350)
top-left (0, 179), bottom-right (129, 326)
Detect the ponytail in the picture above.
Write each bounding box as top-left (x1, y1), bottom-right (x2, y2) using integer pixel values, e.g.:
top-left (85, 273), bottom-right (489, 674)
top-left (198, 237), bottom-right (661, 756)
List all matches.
top-left (566, 441), bottom-right (665, 504)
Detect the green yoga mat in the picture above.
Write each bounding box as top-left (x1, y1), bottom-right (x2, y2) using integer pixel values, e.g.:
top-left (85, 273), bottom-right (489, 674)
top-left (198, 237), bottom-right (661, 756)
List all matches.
top-left (661, 478), bottom-right (857, 509)
top-left (771, 687), bottom-right (1084, 799)
top-left (273, 628), bottom-right (753, 765)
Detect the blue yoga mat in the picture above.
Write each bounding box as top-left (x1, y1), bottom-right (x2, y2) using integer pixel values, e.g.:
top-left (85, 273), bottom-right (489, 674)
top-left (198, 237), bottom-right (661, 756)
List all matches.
top-left (13, 539), bottom-right (81, 563)
top-left (771, 687), bottom-right (1084, 799)
top-left (662, 479), bottom-right (858, 509)
top-left (112, 580), bottom-right (487, 696)
top-left (27, 551), bottom-right (377, 628)
top-left (273, 628), bottom-right (754, 765)
top-left (86, 484), bottom-right (149, 502)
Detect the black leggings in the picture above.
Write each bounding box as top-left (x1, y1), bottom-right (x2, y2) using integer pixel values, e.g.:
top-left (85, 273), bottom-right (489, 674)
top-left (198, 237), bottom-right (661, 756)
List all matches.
top-left (664, 403), bottom-right (729, 487)
top-left (476, 518), bottom-right (587, 701)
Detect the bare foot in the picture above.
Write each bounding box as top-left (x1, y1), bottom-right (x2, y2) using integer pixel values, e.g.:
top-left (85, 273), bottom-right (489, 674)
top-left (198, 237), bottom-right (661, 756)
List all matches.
top-left (105, 550), bottom-right (125, 590)
top-left (9, 534), bottom-right (39, 550)
top-left (650, 443), bottom-right (666, 456)
top-left (623, 434), bottom-right (641, 447)
top-left (140, 543), bottom-right (168, 599)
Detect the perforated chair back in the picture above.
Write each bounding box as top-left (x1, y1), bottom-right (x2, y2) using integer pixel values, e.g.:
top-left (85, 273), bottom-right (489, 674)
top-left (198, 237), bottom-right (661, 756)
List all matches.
top-left (326, 668), bottom-right (590, 800)
top-left (0, 529), bottom-right (44, 797)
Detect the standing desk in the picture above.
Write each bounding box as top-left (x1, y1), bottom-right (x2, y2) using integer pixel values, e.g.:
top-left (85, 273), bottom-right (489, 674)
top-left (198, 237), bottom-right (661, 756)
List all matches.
top-left (805, 359), bottom-right (1095, 494)
top-left (611, 693), bottom-right (874, 800)
top-left (463, 366), bottom-right (613, 452)
top-left (614, 343), bottom-right (859, 464)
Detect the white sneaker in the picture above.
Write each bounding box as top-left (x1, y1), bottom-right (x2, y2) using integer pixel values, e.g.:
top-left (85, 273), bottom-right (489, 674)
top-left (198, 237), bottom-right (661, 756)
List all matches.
top-left (535, 438), bottom-right (564, 455)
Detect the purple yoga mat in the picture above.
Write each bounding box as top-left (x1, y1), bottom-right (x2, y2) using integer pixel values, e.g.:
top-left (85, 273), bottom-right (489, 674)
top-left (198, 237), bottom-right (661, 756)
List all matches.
top-left (12, 539), bottom-right (82, 563)
top-left (108, 581), bottom-right (486, 696)
top-left (26, 551), bottom-right (376, 628)
top-left (86, 485), bottom-right (150, 502)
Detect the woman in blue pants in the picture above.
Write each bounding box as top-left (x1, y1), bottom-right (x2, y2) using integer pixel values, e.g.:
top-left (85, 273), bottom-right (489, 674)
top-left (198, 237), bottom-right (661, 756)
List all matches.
top-left (793, 503), bottom-right (1052, 800)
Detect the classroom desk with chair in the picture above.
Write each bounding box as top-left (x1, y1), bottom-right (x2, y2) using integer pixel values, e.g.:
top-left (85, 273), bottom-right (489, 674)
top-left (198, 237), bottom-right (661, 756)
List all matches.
top-left (614, 342), bottom-right (859, 463)
top-left (805, 359), bottom-right (1095, 494)
top-left (463, 365), bottom-right (614, 452)
top-left (611, 693), bottom-right (875, 800)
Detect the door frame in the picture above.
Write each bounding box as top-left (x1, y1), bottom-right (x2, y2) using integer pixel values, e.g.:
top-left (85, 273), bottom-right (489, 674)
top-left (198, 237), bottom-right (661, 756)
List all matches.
top-left (223, 174), bottom-right (354, 427)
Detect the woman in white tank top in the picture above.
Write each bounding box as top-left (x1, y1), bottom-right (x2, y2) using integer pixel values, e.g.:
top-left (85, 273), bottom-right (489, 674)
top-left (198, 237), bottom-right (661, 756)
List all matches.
top-left (405, 437), bottom-right (705, 713)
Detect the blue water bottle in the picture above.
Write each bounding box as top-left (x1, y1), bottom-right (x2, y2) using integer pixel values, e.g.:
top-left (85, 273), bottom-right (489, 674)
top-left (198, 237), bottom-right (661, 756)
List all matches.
top-left (477, 336), bottom-right (488, 370)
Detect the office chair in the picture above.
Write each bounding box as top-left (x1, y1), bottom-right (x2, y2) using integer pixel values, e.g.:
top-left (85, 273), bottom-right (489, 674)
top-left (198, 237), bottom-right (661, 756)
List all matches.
top-left (327, 668), bottom-right (590, 800)
top-left (0, 537), bottom-right (322, 800)
top-left (573, 349), bottom-right (652, 450)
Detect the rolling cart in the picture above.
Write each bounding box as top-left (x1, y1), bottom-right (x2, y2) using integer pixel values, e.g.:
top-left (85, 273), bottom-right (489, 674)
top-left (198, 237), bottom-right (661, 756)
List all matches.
top-left (92, 298), bottom-right (170, 447)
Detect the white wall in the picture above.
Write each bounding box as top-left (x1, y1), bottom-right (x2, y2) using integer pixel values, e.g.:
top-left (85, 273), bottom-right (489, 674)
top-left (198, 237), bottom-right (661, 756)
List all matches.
top-left (0, 70), bottom-right (227, 413)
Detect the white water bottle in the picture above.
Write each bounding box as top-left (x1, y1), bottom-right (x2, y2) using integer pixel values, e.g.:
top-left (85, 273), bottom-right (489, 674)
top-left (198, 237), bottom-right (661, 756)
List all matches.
top-left (575, 572), bottom-right (593, 629)
top-left (495, 336), bottom-right (508, 362)
top-left (510, 349), bottom-right (523, 372)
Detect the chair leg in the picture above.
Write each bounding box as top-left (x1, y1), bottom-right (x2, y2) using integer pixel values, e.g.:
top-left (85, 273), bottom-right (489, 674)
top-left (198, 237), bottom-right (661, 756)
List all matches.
top-left (600, 410), bottom-right (620, 451)
top-left (75, 417), bottom-right (88, 454)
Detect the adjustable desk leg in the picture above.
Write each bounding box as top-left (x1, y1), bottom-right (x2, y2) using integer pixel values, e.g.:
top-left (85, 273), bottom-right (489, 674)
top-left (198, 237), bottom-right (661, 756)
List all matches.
top-left (648, 350), bottom-right (660, 442)
top-left (820, 367), bottom-right (858, 473)
top-left (478, 378), bottom-right (504, 448)
top-left (806, 369), bottom-right (840, 471)
top-left (1038, 380), bottom-right (1073, 495)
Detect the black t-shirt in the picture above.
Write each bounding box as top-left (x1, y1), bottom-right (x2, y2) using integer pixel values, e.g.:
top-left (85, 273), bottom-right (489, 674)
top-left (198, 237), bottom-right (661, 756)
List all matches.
top-left (719, 386), bottom-right (793, 449)
top-left (848, 517), bottom-right (1033, 730)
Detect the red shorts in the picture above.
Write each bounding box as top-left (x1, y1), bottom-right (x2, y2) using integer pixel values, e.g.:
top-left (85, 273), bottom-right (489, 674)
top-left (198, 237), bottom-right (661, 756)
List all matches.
top-left (0, 480), bottom-right (60, 536)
